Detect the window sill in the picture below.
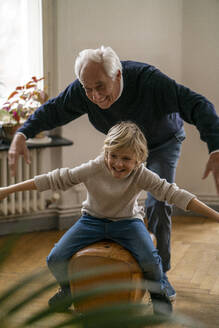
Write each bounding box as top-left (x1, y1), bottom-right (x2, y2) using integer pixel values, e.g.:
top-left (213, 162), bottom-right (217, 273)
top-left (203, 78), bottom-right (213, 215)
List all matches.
top-left (0, 135), bottom-right (73, 151)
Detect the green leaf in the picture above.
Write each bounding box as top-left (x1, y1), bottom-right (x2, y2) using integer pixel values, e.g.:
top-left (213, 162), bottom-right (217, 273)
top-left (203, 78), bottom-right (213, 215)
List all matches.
top-left (0, 109), bottom-right (11, 122)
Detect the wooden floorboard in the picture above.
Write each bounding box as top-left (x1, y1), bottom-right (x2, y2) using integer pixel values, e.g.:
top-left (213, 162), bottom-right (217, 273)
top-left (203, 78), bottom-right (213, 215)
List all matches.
top-left (0, 216), bottom-right (219, 327)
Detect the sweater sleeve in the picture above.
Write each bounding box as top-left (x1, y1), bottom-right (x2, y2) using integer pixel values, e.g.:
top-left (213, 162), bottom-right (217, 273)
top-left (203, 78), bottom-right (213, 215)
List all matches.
top-left (151, 70), bottom-right (219, 153)
top-left (34, 157), bottom-right (101, 192)
top-left (34, 168), bottom-right (81, 191)
top-left (139, 167), bottom-right (196, 211)
top-left (18, 80), bottom-right (87, 139)
top-left (176, 83), bottom-right (219, 153)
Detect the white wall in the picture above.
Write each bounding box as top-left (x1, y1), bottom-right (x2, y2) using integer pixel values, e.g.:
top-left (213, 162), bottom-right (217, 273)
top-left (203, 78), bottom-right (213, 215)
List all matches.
top-left (56, 0), bottom-right (183, 165)
top-left (49, 0), bottom-right (218, 208)
top-left (176, 0), bottom-right (219, 196)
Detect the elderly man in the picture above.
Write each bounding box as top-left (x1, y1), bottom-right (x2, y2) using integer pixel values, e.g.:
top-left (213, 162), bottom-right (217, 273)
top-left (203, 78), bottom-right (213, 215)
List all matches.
top-left (8, 46), bottom-right (219, 302)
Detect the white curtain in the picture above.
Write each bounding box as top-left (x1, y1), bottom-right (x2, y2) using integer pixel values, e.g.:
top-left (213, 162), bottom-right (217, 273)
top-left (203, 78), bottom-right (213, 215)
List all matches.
top-left (0, 0), bottom-right (43, 105)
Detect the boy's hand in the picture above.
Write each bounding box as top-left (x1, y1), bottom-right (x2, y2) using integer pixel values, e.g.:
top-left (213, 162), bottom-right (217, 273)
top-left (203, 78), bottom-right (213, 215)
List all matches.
top-left (0, 188), bottom-right (9, 201)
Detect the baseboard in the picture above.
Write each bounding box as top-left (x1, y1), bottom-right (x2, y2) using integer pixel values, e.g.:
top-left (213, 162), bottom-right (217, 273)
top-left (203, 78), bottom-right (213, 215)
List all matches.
top-left (0, 196), bottom-right (218, 235)
top-left (139, 195), bottom-right (219, 217)
top-left (0, 205), bottom-right (82, 236)
top-left (0, 210), bottom-right (59, 236)
top-left (57, 216), bottom-right (79, 230)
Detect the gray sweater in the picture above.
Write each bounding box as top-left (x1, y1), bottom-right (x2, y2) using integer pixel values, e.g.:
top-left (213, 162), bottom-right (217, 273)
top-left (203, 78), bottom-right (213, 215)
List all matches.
top-left (34, 155), bottom-right (195, 221)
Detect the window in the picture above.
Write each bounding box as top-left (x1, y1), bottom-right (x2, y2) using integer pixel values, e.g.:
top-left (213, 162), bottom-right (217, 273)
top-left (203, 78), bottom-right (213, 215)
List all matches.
top-left (0, 0), bottom-right (43, 105)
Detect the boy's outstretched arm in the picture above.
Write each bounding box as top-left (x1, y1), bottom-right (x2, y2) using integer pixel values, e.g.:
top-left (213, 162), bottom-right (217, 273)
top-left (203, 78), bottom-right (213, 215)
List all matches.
top-left (0, 179), bottom-right (36, 200)
top-left (187, 198), bottom-right (219, 222)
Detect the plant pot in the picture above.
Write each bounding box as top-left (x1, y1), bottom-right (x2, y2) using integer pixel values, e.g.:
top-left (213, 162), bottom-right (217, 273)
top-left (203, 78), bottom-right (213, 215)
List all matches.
top-left (0, 123), bottom-right (21, 141)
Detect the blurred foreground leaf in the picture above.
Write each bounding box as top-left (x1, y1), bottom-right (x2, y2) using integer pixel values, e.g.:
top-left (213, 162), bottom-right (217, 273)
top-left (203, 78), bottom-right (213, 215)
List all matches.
top-left (0, 235), bottom-right (205, 328)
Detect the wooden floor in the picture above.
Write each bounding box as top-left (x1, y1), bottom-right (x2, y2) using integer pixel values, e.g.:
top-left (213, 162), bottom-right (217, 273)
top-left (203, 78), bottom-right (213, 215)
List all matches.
top-left (0, 215), bottom-right (219, 327)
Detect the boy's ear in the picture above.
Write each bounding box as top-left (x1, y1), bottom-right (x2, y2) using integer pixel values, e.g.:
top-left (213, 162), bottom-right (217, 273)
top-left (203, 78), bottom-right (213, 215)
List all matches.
top-left (134, 161), bottom-right (140, 170)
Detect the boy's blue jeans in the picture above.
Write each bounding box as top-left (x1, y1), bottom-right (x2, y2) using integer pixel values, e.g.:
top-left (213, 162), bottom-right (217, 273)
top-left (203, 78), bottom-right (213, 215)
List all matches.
top-left (47, 215), bottom-right (165, 294)
top-left (146, 128), bottom-right (185, 273)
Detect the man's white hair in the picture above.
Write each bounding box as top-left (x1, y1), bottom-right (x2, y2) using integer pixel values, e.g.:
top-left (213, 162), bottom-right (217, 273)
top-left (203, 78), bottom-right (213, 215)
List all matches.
top-left (75, 46), bottom-right (122, 81)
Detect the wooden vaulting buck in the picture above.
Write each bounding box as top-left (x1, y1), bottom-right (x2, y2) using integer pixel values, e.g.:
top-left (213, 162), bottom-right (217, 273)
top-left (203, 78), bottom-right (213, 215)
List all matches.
top-left (68, 233), bottom-right (156, 312)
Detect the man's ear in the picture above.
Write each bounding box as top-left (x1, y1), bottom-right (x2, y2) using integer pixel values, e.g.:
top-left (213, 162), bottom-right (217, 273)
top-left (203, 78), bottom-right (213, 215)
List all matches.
top-left (116, 70), bottom-right (121, 80)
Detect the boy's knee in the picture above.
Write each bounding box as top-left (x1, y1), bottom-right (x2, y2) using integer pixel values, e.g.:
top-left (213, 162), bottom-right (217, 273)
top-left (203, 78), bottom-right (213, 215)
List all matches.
top-left (47, 250), bottom-right (61, 268)
top-left (47, 253), bottom-right (54, 268)
top-left (143, 262), bottom-right (163, 281)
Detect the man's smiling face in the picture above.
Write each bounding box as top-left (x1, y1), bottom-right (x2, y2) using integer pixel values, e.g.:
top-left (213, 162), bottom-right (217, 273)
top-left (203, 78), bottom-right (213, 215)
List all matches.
top-left (80, 61), bottom-right (121, 109)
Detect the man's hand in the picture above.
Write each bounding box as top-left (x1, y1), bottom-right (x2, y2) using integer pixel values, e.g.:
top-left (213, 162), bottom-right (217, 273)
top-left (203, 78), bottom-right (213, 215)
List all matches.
top-left (8, 133), bottom-right (31, 176)
top-left (202, 152), bottom-right (219, 194)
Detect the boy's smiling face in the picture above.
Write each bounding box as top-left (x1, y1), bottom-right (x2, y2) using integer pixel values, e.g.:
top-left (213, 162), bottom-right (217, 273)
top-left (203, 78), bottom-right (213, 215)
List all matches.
top-left (105, 148), bottom-right (138, 179)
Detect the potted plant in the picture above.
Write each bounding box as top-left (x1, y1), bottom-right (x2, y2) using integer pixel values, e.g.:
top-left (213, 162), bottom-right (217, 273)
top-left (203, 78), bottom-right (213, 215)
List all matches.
top-left (0, 76), bottom-right (48, 141)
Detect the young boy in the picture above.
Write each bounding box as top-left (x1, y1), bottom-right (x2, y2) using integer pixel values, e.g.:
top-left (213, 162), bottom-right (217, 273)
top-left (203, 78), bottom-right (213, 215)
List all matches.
top-left (1, 121), bottom-right (219, 315)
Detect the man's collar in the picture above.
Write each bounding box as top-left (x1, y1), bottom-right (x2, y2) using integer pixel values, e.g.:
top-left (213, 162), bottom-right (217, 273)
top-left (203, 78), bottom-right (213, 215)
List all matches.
top-left (115, 74), bottom-right (124, 101)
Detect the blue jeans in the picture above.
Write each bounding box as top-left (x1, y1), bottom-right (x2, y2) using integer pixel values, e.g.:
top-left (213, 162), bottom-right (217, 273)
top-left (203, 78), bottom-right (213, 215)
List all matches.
top-left (47, 215), bottom-right (165, 294)
top-left (145, 128), bottom-right (185, 272)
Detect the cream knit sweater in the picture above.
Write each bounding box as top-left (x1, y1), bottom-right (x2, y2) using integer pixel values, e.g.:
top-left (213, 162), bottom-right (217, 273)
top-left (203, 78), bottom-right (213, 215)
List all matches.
top-left (34, 155), bottom-right (195, 221)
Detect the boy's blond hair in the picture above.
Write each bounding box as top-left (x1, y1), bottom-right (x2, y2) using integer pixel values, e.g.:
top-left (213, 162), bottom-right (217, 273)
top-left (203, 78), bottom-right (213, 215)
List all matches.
top-left (103, 121), bottom-right (148, 164)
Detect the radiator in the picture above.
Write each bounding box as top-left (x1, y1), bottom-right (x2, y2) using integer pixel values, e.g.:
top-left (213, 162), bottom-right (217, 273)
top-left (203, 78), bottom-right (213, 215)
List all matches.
top-left (0, 149), bottom-right (46, 216)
